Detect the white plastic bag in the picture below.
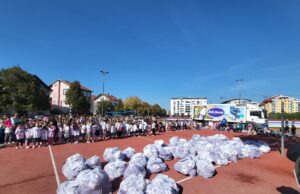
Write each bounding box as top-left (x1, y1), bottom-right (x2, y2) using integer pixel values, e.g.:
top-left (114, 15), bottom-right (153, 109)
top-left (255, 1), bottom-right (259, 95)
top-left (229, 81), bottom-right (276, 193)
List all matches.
top-left (154, 140), bottom-right (165, 147)
top-left (129, 153), bottom-right (148, 167)
top-left (146, 174), bottom-right (179, 194)
top-left (169, 136), bottom-right (179, 146)
top-left (103, 147), bottom-right (124, 162)
top-left (76, 169), bottom-right (111, 194)
top-left (57, 180), bottom-right (79, 194)
top-left (122, 147), bottom-right (136, 159)
top-left (143, 144), bottom-right (159, 158)
top-left (157, 146), bottom-right (173, 161)
top-left (85, 155), bottom-right (102, 169)
top-left (174, 157), bottom-right (196, 176)
top-left (146, 156), bottom-right (167, 173)
top-left (195, 159), bottom-right (215, 179)
top-left (123, 163), bottom-right (146, 178)
top-left (118, 174), bottom-right (147, 194)
top-left (62, 153), bottom-right (87, 180)
top-left (104, 160), bottom-right (128, 180)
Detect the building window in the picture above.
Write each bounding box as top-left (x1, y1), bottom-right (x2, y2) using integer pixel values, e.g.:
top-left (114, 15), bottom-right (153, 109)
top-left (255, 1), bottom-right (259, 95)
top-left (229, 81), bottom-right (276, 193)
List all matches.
top-left (63, 89), bottom-right (68, 95)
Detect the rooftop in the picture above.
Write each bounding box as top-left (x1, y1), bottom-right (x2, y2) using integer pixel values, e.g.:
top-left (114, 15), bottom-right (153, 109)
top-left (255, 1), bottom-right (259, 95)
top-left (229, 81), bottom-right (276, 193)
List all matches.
top-left (50, 80), bottom-right (93, 92)
top-left (171, 97), bottom-right (207, 100)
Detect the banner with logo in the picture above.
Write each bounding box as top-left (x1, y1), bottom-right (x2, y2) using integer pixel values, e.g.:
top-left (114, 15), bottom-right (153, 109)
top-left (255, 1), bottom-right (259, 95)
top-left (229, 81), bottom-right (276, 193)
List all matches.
top-left (193, 104), bottom-right (246, 123)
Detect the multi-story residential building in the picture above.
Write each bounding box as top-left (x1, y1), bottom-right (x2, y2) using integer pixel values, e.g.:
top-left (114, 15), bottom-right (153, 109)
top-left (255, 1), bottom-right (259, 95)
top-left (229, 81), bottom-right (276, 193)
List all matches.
top-left (261, 95), bottom-right (299, 114)
top-left (170, 97), bottom-right (207, 116)
top-left (92, 93), bottom-right (119, 114)
top-left (222, 98), bottom-right (259, 106)
top-left (50, 80), bottom-right (92, 112)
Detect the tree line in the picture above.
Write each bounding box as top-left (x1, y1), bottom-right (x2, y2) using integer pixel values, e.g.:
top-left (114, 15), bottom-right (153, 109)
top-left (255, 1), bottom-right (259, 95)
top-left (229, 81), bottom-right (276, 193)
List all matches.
top-left (268, 112), bottom-right (300, 120)
top-left (0, 66), bottom-right (167, 116)
top-left (96, 96), bottom-right (167, 116)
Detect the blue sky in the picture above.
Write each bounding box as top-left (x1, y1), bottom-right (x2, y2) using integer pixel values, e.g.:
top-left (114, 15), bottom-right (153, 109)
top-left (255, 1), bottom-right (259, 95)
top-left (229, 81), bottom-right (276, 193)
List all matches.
top-left (1, 0), bottom-right (300, 110)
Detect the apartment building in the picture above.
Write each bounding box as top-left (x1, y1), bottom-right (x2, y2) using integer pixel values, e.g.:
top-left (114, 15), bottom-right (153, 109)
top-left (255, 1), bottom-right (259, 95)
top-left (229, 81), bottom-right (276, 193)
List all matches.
top-left (170, 97), bottom-right (207, 116)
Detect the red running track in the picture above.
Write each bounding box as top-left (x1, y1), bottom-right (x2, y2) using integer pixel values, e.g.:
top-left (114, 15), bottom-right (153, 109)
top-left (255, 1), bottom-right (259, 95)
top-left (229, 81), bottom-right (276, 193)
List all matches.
top-left (0, 130), bottom-right (299, 194)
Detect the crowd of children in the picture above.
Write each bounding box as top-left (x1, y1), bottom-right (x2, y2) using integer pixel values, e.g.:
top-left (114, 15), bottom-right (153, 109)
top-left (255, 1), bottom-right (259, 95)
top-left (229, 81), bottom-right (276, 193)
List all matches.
top-left (0, 113), bottom-right (297, 149)
top-left (0, 113), bottom-right (196, 149)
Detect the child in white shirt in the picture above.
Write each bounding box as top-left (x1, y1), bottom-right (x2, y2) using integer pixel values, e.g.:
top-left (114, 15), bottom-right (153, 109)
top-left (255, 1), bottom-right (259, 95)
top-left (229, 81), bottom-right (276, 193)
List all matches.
top-left (48, 124), bottom-right (55, 145)
top-left (15, 124), bottom-right (25, 149)
top-left (32, 123), bottom-right (41, 148)
top-left (24, 124), bottom-right (32, 149)
top-left (41, 125), bottom-right (48, 146)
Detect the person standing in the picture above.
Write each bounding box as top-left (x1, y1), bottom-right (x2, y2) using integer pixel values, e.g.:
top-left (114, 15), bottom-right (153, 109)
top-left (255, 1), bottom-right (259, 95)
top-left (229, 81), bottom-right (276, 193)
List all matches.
top-left (291, 121), bottom-right (297, 138)
top-left (4, 116), bottom-right (13, 145)
top-left (15, 124), bottom-right (25, 149)
top-left (151, 121), bottom-right (156, 136)
top-left (285, 119), bottom-right (290, 134)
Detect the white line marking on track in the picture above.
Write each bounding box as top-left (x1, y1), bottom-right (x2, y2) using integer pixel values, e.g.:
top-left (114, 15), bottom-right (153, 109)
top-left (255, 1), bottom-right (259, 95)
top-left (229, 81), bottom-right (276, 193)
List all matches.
top-left (176, 164), bottom-right (226, 184)
top-left (294, 169), bottom-right (300, 188)
top-left (48, 145), bottom-right (60, 186)
top-left (176, 176), bottom-right (193, 184)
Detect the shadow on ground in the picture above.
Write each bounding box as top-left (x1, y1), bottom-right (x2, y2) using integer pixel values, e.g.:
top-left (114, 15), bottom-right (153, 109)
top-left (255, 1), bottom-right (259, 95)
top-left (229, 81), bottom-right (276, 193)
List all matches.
top-left (277, 186), bottom-right (299, 194)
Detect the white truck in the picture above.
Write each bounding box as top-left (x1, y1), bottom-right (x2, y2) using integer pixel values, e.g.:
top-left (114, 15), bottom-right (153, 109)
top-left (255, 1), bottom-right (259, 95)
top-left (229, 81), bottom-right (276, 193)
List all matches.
top-left (192, 104), bottom-right (267, 130)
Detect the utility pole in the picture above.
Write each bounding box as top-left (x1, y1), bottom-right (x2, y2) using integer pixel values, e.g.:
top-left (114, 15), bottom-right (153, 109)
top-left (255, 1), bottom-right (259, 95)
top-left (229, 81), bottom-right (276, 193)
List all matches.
top-left (281, 100), bottom-right (285, 156)
top-left (100, 70), bottom-right (109, 117)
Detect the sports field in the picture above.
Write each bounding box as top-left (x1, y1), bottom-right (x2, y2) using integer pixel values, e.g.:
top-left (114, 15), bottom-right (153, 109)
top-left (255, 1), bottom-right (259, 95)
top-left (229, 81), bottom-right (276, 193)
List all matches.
top-left (0, 130), bottom-right (299, 194)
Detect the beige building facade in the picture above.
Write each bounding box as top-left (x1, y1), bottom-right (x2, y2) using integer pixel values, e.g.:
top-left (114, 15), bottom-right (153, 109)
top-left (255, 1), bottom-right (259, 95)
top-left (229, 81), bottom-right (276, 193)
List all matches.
top-left (261, 95), bottom-right (299, 114)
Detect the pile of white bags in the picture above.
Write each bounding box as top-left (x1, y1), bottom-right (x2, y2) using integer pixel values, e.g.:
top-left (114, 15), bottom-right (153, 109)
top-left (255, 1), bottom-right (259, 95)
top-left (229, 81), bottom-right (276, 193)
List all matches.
top-left (129, 153), bottom-right (148, 167)
top-left (62, 153), bottom-right (87, 180)
top-left (146, 156), bottom-right (167, 173)
top-left (146, 174), bottom-right (179, 194)
top-left (104, 160), bottom-right (128, 180)
top-left (118, 174), bottom-right (148, 194)
top-left (58, 154), bottom-right (111, 194)
top-left (85, 155), bottom-right (102, 169)
top-left (122, 147), bottom-right (136, 159)
top-left (168, 134), bottom-right (270, 178)
top-left (174, 157), bottom-right (196, 176)
top-left (103, 147), bottom-right (124, 162)
top-left (58, 134), bottom-right (271, 194)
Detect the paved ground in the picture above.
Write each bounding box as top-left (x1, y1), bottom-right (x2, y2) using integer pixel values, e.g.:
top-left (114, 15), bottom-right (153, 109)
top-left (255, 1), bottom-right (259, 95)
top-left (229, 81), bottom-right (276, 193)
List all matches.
top-left (0, 129), bottom-right (299, 194)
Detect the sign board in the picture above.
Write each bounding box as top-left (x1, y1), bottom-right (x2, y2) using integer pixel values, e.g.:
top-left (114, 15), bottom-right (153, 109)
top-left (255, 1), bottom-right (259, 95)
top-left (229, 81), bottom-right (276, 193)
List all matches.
top-left (193, 104), bottom-right (246, 123)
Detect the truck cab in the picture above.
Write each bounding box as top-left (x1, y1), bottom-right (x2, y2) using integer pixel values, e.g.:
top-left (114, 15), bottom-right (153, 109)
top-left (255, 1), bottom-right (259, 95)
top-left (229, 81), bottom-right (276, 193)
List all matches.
top-left (244, 104), bottom-right (267, 129)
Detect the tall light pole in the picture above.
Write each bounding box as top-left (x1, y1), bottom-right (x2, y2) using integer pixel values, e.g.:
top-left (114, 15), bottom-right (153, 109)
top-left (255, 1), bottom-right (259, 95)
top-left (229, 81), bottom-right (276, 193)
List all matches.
top-left (220, 96), bottom-right (225, 103)
top-left (236, 79), bottom-right (243, 104)
top-left (100, 70), bottom-right (109, 117)
top-left (281, 100), bottom-right (285, 156)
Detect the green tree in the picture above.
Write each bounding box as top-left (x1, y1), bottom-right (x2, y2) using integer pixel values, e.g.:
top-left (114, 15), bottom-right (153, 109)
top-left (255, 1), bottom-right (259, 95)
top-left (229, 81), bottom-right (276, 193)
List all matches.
top-left (65, 81), bottom-right (90, 114)
top-left (97, 100), bottom-right (115, 115)
top-left (150, 104), bottom-right (166, 116)
top-left (137, 102), bottom-right (151, 116)
top-left (0, 66), bottom-right (50, 113)
top-left (123, 96), bottom-right (143, 112)
top-left (114, 98), bottom-right (124, 111)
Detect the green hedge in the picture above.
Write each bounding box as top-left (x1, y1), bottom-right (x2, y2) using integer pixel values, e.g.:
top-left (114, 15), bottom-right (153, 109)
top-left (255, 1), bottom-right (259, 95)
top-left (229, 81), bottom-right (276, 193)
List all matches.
top-left (268, 112), bottom-right (300, 120)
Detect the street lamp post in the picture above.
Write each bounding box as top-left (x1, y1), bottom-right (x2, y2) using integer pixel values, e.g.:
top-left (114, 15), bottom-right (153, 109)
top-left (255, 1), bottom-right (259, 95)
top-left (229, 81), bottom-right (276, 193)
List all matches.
top-left (100, 70), bottom-right (109, 117)
top-left (236, 79), bottom-right (244, 104)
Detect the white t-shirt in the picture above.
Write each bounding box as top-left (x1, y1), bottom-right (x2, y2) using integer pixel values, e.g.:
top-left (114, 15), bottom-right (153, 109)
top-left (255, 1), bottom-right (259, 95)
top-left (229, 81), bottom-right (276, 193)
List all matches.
top-left (15, 128), bottom-right (25, 140)
top-left (32, 127), bottom-right (41, 139)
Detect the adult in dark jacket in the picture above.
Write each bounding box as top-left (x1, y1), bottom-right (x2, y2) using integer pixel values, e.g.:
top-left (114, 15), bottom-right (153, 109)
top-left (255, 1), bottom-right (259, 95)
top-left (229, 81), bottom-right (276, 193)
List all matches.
top-left (287, 142), bottom-right (300, 187)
